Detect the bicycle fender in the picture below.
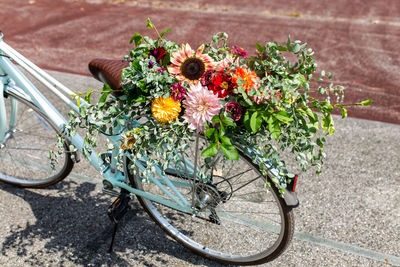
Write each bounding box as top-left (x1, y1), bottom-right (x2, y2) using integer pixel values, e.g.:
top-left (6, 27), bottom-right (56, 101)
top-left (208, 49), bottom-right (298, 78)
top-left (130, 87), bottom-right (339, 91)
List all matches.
top-left (283, 190), bottom-right (299, 208)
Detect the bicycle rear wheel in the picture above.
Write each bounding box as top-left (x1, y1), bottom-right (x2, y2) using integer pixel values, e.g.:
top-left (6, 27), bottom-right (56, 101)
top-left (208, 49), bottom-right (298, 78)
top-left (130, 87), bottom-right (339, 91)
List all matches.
top-left (0, 92), bottom-right (73, 188)
top-left (128, 136), bottom-right (294, 265)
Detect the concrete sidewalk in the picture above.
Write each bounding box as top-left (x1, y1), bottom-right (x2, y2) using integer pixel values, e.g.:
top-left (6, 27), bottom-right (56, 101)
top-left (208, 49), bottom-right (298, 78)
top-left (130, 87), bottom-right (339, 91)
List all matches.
top-left (0, 71), bottom-right (399, 266)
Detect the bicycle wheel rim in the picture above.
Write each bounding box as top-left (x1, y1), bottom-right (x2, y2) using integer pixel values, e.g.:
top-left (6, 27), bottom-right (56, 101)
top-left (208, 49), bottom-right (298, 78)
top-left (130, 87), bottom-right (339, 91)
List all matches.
top-left (128, 136), bottom-right (294, 265)
top-left (0, 93), bottom-right (72, 187)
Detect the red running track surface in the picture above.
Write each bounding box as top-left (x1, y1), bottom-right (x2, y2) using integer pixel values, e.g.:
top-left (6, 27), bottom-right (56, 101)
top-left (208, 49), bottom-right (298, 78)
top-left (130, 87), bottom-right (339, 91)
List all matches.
top-left (1, 0), bottom-right (399, 124)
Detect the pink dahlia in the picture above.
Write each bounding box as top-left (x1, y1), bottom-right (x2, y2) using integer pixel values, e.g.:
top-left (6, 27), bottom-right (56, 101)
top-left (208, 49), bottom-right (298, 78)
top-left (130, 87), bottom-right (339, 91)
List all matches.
top-left (183, 82), bottom-right (222, 132)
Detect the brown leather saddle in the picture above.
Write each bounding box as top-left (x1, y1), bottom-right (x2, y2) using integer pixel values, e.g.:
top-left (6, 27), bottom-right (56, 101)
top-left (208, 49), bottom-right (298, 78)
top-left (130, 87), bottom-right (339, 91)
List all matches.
top-left (88, 58), bottom-right (129, 96)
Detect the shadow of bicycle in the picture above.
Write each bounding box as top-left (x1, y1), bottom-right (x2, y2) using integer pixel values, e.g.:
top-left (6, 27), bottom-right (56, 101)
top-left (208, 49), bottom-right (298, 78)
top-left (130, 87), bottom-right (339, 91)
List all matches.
top-left (0, 180), bottom-right (229, 266)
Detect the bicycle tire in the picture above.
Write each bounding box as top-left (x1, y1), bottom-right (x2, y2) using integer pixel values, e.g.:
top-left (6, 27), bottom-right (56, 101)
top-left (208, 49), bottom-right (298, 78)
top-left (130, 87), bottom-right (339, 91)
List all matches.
top-left (0, 91), bottom-right (73, 188)
top-left (126, 136), bottom-right (294, 265)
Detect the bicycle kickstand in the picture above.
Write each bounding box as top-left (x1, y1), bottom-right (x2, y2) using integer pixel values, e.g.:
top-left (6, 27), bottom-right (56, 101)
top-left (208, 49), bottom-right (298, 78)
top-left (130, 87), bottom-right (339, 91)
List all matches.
top-left (107, 189), bottom-right (131, 253)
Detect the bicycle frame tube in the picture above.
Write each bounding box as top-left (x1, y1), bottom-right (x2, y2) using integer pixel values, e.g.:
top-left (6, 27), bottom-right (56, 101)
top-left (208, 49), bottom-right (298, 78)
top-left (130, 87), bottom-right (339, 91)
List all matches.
top-left (0, 40), bottom-right (102, 171)
top-left (0, 81), bottom-right (5, 143)
top-left (0, 41), bottom-right (89, 113)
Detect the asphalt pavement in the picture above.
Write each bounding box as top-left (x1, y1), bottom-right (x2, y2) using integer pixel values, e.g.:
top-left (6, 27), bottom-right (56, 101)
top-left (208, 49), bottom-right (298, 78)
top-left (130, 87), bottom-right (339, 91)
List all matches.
top-left (0, 71), bottom-right (399, 266)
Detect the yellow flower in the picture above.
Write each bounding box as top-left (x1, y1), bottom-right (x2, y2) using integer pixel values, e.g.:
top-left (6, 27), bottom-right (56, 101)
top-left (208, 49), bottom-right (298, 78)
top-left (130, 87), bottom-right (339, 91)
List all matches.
top-left (120, 128), bottom-right (142, 150)
top-left (151, 96), bottom-right (181, 123)
top-left (120, 132), bottom-right (137, 150)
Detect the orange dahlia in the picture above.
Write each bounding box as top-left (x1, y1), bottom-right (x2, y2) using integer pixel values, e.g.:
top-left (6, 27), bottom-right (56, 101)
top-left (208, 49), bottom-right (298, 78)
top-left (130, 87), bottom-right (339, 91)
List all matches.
top-left (232, 67), bottom-right (259, 92)
top-left (167, 44), bottom-right (215, 85)
top-left (151, 96), bottom-right (181, 124)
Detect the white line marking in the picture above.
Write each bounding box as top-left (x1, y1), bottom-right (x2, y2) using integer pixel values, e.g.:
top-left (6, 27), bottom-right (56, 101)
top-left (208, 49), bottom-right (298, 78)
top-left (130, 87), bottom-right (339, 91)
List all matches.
top-left (294, 231), bottom-right (400, 265)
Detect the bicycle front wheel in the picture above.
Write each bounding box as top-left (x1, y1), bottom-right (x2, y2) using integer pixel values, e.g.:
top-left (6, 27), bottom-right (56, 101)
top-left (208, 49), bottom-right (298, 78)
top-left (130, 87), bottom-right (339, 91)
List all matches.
top-left (0, 92), bottom-right (73, 188)
top-left (128, 136), bottom-right (294, 265)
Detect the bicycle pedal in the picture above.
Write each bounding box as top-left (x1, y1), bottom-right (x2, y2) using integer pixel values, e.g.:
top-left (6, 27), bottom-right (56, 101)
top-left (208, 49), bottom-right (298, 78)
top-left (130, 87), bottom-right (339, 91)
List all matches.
top-left (107, 192), bottom-right (131, 224)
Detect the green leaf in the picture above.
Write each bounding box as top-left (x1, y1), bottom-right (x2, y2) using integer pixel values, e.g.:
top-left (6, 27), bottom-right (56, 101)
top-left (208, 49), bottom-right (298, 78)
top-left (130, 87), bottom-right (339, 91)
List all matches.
top-left (84, 91), bottom-right (92, 104)
top-left (99, 91), bottom-right (111, 104)
top-left (219, 123), bottom-right (225, 136)
top-left (220, 142), bottom-right (239, 160)
top-left (335, 104), bottom-right (348, 118)
top-left (268, 117), bottom-right (281, 140)
top-left (262, 113), bottom-right (271, 122)
top-left (250, 112), bottom-right (262, 133)
top-left (322, 114), bottom-right (335, 135)
top-left (160, 28), bottom-right (173, 37)
top-left (277, 45), bottom-right (287, 51)
top-left (243, 110), bottom-right (251, 132)
top-left (220, 136), bottom-right (232, 145)
top-left (132, 58), bottom-right (142, 71)
top-left (321, 101), bottom-right (333, 112)
top-left (132, 95), bottom-right (147, 102)
top-left (162, 53), bottom-right (170, 68)
top-left (212, 34), bottom-right (218, 44)
top-left (201, 143), bottom-right (218, 158)
top-left (130, 33), bottom-right (143, 47)
top-left (211, 115), bottom-right (220, 123)
top-left (274, 110), bottom-right (293, 124)
top-left (286, 35), bottom-right (291, 49)
top-left (316, 137), bottom-right (325, 147)
top-left (221, 114), bottom-right (236, 127)
top-left (328, 124), bottom-right (335, 135)
top-left (292, 43), bottom-right (301, 53)
top-left (358, 99), bottom-right (372, 106)
top-left (146, 18), bottom-right (154, 29)
top-left (255, 43), bottom-right (264, 53)
top-left (303, 107), bottom-right (317, 122)
top-left (79, 106), bottom-right (87, 117)
top-left (204, 128), bottom-right (215, 138)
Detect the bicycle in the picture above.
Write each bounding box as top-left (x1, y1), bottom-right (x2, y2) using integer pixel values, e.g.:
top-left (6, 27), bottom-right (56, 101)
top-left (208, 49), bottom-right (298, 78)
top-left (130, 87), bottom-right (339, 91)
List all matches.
top-left (0, 31), bottom-right (299, 266)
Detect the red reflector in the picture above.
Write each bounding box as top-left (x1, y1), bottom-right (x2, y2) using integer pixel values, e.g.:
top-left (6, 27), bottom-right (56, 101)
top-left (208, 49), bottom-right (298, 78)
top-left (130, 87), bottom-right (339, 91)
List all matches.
top-left (291, 175), bottom-right (298, 192)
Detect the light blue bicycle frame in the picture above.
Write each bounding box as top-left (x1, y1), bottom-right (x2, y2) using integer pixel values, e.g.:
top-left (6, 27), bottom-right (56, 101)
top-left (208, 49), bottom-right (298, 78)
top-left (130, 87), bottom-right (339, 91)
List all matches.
top-left (0, 32), bottom-right (298, 210)
top-left (0, 32), bottom-right (195, 213)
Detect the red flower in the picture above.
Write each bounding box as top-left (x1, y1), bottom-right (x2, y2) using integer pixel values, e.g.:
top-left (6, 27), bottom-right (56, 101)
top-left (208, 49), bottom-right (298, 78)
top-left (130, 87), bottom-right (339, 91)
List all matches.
top-left (207, 70), bottom-right (236, 98)
top-left (225, 101), bottom-right (242, 121)
top-left (149, 47), bottom-right (167, 64)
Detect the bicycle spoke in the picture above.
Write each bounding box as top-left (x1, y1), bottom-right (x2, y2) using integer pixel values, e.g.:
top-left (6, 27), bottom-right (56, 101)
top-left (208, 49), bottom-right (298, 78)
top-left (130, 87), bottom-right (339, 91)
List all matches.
top-left (0, 93), bottom-right (72, 186)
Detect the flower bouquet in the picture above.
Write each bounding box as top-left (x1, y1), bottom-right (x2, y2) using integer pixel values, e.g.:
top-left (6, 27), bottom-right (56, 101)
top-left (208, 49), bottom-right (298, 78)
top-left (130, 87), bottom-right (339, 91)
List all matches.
top-left (70, 19), bottom-right (370, 190)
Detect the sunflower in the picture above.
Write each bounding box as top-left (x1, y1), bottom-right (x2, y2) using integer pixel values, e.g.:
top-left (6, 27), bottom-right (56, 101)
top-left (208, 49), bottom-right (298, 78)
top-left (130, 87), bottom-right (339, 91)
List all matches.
top-left (151, 96), bottom-right (181, 124)
top-left (168, 44), bottom-right (215, 85)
